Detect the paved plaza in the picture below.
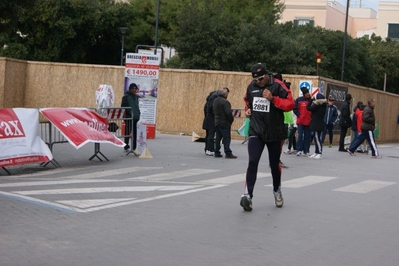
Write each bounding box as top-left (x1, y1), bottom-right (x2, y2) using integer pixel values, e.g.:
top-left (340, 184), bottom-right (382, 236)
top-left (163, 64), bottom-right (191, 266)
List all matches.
top-left (1, 134), bottom-right (399, 266)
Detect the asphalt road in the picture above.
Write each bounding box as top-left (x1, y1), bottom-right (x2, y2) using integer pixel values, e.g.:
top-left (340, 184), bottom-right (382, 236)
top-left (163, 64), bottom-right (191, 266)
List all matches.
top-left (1, 134), bottom-right (398, 266)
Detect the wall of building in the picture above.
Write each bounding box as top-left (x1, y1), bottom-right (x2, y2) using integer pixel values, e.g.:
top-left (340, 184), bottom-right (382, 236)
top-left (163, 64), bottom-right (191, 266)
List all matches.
top-left (1, 57), bottom-right (399, 142)
top-left (376, 1), bottom-right (399, 39)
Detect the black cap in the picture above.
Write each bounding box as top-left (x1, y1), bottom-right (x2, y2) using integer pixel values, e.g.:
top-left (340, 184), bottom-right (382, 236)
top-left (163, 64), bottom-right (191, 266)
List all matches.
top-left (251, 63), bottom-right (268, 78)
top-left (129, 83), bottom-right (138, 90)
top-left (300, 86), bottom-right (309, 95)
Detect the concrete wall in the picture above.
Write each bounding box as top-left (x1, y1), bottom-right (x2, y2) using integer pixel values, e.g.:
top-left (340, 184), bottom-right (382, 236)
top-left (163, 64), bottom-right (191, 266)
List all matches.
top-left (1, 57), bottom-right (399, 142)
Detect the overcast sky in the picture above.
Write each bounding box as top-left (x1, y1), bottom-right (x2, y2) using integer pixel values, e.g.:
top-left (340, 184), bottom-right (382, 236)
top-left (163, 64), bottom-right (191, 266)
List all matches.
top-left (335, 0), bottom-right (399, 11)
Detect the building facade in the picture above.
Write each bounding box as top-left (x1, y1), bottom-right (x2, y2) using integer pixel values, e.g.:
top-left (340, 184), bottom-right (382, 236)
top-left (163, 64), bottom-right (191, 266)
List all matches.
top-left (280, 0), bottom-right (399, 40)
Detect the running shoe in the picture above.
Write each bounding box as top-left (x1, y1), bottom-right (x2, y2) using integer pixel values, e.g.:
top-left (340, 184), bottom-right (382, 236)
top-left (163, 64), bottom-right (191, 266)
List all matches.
top-left (274, 189), bottom-right (284, 208)
top-left (313, 154), bottom-right (322, 159)
top-left (240, 195), bottom-right (252, 211)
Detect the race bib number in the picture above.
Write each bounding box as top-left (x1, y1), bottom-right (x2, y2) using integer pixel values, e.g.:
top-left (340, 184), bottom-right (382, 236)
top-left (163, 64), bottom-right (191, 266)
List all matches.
top-left (253, 97), bottom-right (270, 112)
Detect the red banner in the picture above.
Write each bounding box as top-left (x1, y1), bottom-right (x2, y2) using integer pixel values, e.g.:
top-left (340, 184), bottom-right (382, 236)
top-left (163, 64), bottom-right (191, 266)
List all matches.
top-left (40, 108), bottom-right (125, 149)
top-left (0, 108), bottom-right (53, 167)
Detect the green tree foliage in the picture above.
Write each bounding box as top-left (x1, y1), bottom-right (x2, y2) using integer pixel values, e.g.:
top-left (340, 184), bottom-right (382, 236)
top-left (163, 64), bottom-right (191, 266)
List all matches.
top-left (0, 0), bottom-right (132, 64)
top-left (1, 0), bottom-right (398, 93)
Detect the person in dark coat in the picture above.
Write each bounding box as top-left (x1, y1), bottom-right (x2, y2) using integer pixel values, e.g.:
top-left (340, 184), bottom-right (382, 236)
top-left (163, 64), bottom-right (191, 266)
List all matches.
top-left (347, 98), bottom-right (380, 158)
top-left (202, 90), bottom-right (218, 156)
top-left (212, 87), bottom-right (236, 159)
top-left (121, 83), bottom-right (141, 152)
top-left (307, 93), bottom-right (327, 159)
top-left (338, 93), bottom-right (352, 151)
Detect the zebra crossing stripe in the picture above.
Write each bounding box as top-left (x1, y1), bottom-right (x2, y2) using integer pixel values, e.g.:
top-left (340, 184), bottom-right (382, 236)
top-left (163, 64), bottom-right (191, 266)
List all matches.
top-left (12, 185), bottom-right (202, 195)
top-left (198, 172), bottom-right (271, 184)
top-left (56, 198), bottom-right (136, 208)
top-left (265, 176), bottom-right (338, 188)
top-left (0, 179), bottom-right (123, 188)
top-left (333, 180), bottom-right (397, 193)
top-left (129, 168), bottom-right (220, 181)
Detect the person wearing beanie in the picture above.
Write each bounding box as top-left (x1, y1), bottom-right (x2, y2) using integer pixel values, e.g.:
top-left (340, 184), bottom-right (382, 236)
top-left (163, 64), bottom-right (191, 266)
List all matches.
top-left (240, 63), bottom-right (295, 212)
top-left (121, 83), bottom-right (141, 153)
top-left (307, 93), bottom-right (327, 159)
top-left (293, 86), bottom-right (312, 156)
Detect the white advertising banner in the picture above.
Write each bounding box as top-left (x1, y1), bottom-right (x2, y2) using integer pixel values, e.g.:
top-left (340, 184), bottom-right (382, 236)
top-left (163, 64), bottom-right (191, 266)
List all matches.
top-left (0, 108), bottom-right (53, 167)
top-left (124, 52), bottom-right (160, 126)
top-left (136, 123), bottom-right (147, 155)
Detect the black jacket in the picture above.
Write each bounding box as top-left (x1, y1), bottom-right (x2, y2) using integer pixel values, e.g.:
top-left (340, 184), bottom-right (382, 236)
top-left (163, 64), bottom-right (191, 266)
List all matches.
top-left (213, 95), bottom-right (234, 126)
top-left (361, 105), bottom-right (376, 131)
top-left (245, 78), bottom-right (295, 142)
top-left (202, 91), bottom-right (217, 130)
top-left (339, 100), bottom-right (351, 128)
top-left (307, 98), bottom-right (327, 132)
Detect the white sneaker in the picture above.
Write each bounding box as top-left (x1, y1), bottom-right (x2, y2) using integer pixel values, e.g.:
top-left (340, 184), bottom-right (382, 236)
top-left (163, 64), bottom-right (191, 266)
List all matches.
top-left (308, 153), bottom-right (317, 158)
top-left (283, 149), bottom-right (291, 154)
top-left (273, 189), bottom-right (284, 208)
top-left (205, 150), bottom-right (214, 156)
top-left (296, 151), bottom-right (303, 156)
top-left (313, 154), bottom-right (322, 159)
top-left (303, 153), bottom-right (309, 157)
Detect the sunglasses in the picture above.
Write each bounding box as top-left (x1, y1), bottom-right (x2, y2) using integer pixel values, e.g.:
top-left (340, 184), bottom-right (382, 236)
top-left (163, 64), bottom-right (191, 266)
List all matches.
top-left (253, 75), bottom-right (265, 82)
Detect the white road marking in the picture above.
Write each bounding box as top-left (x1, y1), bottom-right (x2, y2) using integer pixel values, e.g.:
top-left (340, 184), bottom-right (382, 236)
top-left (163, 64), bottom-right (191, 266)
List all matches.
top-left (13, 185), bottom-right (202, 195)
top-left (265, 176), bottom-right (338, 188)
top-left (77, 184), bottom-right (225, 213)
top-left (56, 198), bottom-right (136, 208)
top-left (129, 168), bottom-right (220, 181)
top-left (59, 166), bottom-right (163, 179)
top-left (198, 172), bottom-right (271, 184)
top-left (333, 180), bottom-right (397, 193)
top-left (0, 179), bottom-right (122, 188)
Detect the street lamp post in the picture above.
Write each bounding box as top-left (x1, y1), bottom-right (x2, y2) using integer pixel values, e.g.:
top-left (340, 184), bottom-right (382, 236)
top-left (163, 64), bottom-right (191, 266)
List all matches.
top-left (118, 27), bottom-right (128, 66)
top-left (340, 0), bottom-right (350, 81)
top-left (154, 0), bottom-right (160, 55)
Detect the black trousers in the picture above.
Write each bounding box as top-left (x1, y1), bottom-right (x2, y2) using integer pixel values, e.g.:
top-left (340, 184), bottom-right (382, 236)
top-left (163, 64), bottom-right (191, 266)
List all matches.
top-left (245, 137), bottom-right (282, 198)
top-left (124, 119), bottom-right (139, 150)
top-left (339, 126), bottom-right (349, 151)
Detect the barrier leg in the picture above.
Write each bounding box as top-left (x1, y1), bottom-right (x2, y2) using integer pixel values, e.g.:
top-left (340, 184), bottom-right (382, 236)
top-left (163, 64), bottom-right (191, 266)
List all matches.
top-left (1, 167), bottom-right (11, 175)
top-left (89, 143), bottom-right (109, 161)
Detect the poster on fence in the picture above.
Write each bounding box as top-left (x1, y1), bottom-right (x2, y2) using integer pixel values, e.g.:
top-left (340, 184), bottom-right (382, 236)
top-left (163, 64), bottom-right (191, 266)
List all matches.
top-left (0, 108), bottom-right (53, 167)
top-left (40, 108), bottom-right (125, 149)
top-left (124, 52), bottom-right (160, 135)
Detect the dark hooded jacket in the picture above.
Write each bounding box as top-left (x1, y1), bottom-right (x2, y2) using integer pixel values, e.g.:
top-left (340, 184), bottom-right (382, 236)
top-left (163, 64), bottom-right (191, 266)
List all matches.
top-left (361, 104), bottom-right (376, 131)
top-left (307, 96), bottom-right (327, 132)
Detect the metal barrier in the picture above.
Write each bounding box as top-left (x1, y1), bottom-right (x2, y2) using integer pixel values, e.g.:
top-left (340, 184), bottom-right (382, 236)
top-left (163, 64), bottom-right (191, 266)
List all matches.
top-left (39, 121), bottom-right (67, 167)
top-left (96, 107), bottom-right (135, 158)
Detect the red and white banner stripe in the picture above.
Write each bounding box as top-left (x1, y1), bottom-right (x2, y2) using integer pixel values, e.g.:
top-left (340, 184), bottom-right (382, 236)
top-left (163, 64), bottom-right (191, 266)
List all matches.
top-left (231, 109), bottom-right (242, 118)
top-left (40, 108), bottom-right (125, 149)
top-left (107, 108), bottom-right (125, 119)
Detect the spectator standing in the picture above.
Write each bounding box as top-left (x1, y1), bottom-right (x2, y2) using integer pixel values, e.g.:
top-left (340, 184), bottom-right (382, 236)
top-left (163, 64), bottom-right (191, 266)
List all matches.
top-left (321, 96), bottom-right (339, 147)
top-left (213, 87), bottom-right (236, 159)
top-left (307, 93), bottom-right (327, 159)
top-left (202, 90), bottom-right (218, 156)
top-left (346, 98), bottom-right (380, 158)
top-left (293, 87), bottom-right (312, 156)
top-left (283, 111), bottom-right (297, 154)
top-left (338, 94), bottom-right (352, 151)
top-left (121, 83), bottom-right (141, 152)
top-left (240, 63), bottom-right (294, 212)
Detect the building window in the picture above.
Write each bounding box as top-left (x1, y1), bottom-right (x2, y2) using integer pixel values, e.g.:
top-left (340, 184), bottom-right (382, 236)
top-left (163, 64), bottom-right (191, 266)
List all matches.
top-left (294, 19), bottom-right (314, 26)
top-left (387, 24), bottom-right (399, 40)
